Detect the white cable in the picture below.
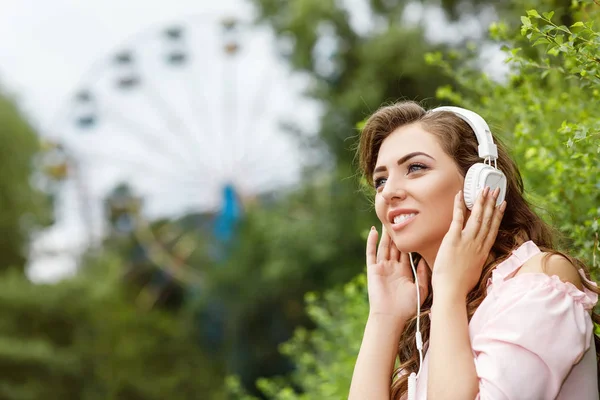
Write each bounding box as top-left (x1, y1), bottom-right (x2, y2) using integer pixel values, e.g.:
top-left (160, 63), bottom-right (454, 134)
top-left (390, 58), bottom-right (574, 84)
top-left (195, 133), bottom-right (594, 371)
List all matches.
top-left (408, 373), bottom-right (417, 400)
top-left (407, 252), bottom-right (423, 400)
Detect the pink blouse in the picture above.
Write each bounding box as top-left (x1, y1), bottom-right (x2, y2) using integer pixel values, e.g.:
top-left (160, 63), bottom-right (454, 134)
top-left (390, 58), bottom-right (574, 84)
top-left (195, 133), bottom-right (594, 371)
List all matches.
top-left (413, 241), bottom-right (599, 399)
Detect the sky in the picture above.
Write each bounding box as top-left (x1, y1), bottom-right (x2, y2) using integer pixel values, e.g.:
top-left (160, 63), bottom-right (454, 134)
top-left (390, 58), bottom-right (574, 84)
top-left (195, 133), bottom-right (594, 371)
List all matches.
top-left (0, 0), bottom-right (249, 123)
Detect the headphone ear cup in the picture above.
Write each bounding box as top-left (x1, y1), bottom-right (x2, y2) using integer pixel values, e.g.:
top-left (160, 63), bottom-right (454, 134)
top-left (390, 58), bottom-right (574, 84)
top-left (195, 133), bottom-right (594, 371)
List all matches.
top-left (463, 163), bottom-right (485, 210)
top-left (463, 163), bottom-right (507, 210)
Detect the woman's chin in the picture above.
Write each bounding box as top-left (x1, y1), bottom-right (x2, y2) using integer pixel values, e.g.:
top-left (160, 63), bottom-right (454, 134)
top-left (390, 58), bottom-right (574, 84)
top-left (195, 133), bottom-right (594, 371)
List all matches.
top-left (390, 236), bottom-right (422, 255)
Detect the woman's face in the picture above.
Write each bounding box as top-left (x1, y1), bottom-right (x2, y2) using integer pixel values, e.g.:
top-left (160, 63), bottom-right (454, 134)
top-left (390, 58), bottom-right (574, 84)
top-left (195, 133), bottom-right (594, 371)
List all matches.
top-left (373, 122), bottom-right (464, 262)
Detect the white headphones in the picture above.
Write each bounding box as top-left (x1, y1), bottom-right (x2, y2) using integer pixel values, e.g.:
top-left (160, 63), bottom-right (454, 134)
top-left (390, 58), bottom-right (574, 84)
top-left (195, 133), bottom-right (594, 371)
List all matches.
top-left (430, 106), bottom-right (507, 210)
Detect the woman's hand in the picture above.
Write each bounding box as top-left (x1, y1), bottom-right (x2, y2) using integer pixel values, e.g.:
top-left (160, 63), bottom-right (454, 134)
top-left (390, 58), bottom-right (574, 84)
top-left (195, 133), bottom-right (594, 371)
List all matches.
top-left (366, 225), bottom-right (429, 321)
top-left (432, 186), bottom-right (506, 299)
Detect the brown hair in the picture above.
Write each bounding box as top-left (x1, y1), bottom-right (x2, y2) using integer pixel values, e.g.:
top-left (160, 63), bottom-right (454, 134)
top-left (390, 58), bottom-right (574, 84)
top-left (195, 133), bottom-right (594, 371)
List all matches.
top-left (357, 101), bottom-right (600, 398)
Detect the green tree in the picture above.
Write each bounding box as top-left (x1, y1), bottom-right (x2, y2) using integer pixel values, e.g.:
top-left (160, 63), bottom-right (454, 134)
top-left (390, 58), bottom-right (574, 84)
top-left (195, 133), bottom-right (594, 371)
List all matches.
top-left (226, 276), bottom-right (369, 400)
top-left (0, 252), bottom-right (226, 400)
top-left (0, 88), bottom-right (50, 270)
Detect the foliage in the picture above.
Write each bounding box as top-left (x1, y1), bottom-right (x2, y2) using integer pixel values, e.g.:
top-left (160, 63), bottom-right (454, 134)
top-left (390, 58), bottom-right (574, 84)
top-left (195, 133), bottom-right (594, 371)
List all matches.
top-left (0, 84), bottom-right (227, 399)
top-left (0, 88), bottom-right (51, 271)
top-left (203, 176), bottom-right (377, 393)
top-left (0, 252), bottom-right (225, 400)
top-left (227, 1), bottom-right (600, 398)
top-left (226, 275), bottom-right (369, 400)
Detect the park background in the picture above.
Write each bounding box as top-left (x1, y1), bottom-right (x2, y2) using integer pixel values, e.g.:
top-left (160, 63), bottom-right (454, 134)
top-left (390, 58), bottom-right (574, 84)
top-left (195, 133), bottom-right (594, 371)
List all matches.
top-left (0, 0), bottom-right (599, 398)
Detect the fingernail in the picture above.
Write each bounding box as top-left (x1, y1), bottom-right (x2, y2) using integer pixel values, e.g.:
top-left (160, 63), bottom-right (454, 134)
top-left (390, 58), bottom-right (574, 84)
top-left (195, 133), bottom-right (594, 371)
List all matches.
top-left (500, 201), bottom-right (507, 212)
top-left (371, 226), bottom-right (376, 231)
top-left (493, 187), bottom-right (500, 199)
top-left (483, 186), bottom-right (490, 197)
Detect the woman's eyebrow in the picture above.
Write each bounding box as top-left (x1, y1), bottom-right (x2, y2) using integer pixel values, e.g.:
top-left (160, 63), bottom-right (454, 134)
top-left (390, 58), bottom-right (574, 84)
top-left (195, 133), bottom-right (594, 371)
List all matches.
top-left (373, 152), bottom-right (435, 174)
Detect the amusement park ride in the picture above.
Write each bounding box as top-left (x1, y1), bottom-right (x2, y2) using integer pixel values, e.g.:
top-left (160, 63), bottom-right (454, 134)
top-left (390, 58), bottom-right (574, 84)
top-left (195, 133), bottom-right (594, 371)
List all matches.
top-left (33, 13), bottom-right (319, 306)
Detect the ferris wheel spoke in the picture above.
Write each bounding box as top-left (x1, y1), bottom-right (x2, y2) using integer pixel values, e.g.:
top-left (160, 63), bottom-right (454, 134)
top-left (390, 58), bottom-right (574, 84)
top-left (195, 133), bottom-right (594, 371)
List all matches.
top-left (148, 224), bottom-right (199, 262)
top-left (99, 100), bottom-right (203, 173)
top-left (143, 182), bottom-right (215, 202)
top-left (240, 145), bottom-right (303, 191)
top-left (76, 149), bottom-right (207, 188)
top-left (244, 162), bottom-right (287, 190)
top-left (232, 63), bottom-right (278, 167)
top-left (132, 218), bottom-right (203, 285)
top-left (134, 77), bottom-right (210, 168)
top-left (172, 71), bottom-right (231, 180)
top-left (243, 126), bottom-right (292, 171)
top-left (223, 56), bottom-right (238, 174)
top-left (74, 138), bottom-right (200, 182)
top-left (132, 179), bottom-right (218, 208)
top-left (234, 85), bottom-right (292, 173)
top-left (180, 66), bottom-right (215, 145)
top-left (145, 178), bottom-right (213, 194)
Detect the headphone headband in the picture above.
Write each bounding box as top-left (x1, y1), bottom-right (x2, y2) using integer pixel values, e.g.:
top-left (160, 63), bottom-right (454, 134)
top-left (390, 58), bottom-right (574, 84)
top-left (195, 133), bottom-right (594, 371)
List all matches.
top-left (430, 106), bottom-right (498, 161)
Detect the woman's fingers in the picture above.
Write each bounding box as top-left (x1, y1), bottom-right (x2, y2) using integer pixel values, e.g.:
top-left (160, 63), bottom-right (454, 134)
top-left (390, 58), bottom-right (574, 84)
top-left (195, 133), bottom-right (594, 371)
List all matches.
top-left (390, 238), bottom-right (400, 262)
top-left (449, 190), bottom-right (466, 236)
top-left (477, 187), bottom-right (499, 241)
top-left (464, 186), bottom-right (489, 239)
top-left (483, 200), bottom-right (506, 250)
top-left (377, 224), bottom-right (391, 262)
top-left (366, 226), bottom-right (378, 266)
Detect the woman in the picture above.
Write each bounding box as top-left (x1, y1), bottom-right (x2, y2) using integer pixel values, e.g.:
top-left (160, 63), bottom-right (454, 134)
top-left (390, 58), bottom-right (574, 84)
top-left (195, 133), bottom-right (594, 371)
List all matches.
top-left (349, 101), bottom-right (599, 399)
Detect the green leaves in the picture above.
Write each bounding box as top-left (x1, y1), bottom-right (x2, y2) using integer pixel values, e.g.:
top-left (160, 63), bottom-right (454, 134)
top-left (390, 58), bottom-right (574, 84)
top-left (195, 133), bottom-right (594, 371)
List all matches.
top-left (0, 90), bottom-right (52, 271)
top-left (226, 276), bottom-right (369, 399)
top-left (518, 7), bottom-right (600, 84)
top-left (0, 255), bottom-right (226, 400)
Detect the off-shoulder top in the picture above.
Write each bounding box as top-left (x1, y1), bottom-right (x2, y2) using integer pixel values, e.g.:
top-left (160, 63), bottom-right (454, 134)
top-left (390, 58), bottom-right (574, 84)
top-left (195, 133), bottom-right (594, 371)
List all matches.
top-left (412, 241), bottom-right (599, 399)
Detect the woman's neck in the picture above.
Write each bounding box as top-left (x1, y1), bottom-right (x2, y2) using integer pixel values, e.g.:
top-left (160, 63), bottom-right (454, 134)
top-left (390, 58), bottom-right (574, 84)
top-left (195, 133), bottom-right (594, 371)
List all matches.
top-left (418, 245), bottom-right (440, 273)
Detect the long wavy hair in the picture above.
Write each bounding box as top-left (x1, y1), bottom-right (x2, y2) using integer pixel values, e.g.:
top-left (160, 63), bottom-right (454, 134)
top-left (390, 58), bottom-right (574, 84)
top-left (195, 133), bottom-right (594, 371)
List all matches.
top-left (356, 101), bottom-right (600, 399)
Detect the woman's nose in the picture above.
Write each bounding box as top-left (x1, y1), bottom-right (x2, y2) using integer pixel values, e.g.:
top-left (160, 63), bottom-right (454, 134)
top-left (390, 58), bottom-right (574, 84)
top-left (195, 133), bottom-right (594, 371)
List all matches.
top-left (381, 178), bottom-right (407, 202)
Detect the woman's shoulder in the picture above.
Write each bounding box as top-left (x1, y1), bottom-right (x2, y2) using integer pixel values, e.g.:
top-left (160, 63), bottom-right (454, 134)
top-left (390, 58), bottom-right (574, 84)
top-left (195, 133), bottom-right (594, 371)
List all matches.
top-left (516, 251), bottom-right (584, 291)
top-left (495, 248), bottom-right (599, 312)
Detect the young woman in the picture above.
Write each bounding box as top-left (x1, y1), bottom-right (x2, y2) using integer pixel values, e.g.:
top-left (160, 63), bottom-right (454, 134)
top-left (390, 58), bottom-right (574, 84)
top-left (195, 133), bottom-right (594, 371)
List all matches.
top-left (349, 101), bottom-right (599, 399)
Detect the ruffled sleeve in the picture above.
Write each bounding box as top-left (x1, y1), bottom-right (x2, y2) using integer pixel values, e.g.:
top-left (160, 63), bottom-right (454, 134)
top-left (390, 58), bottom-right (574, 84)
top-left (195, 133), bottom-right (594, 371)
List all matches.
top-left (471, 272), bottom-right (597, 400)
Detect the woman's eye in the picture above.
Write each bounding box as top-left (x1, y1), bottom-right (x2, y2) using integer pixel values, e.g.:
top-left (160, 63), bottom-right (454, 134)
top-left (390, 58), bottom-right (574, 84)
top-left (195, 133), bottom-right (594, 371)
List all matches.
top-left (374, 177), bottom-right (386, 189)
top-left (407, 163), bottom-right (427, 174)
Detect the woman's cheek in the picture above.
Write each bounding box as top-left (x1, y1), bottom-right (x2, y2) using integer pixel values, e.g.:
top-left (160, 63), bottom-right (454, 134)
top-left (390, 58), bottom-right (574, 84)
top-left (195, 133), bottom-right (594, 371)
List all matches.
top-left (374, 196), bottom-right (386, 224)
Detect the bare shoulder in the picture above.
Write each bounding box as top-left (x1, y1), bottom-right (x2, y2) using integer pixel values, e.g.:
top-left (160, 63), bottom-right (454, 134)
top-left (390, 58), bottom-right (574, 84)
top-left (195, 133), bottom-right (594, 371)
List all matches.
top-left (516, 252), bottom-right (584, 291)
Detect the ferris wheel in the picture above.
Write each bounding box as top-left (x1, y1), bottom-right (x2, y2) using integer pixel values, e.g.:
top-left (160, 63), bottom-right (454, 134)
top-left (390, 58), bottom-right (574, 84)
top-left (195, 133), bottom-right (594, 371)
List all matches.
top-left (31, 13), bottom-right (320, 285)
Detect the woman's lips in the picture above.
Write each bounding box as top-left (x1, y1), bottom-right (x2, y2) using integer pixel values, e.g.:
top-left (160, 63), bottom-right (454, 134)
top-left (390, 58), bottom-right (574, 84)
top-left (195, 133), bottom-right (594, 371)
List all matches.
top-left (390, 213), bottom-right (418, 231)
